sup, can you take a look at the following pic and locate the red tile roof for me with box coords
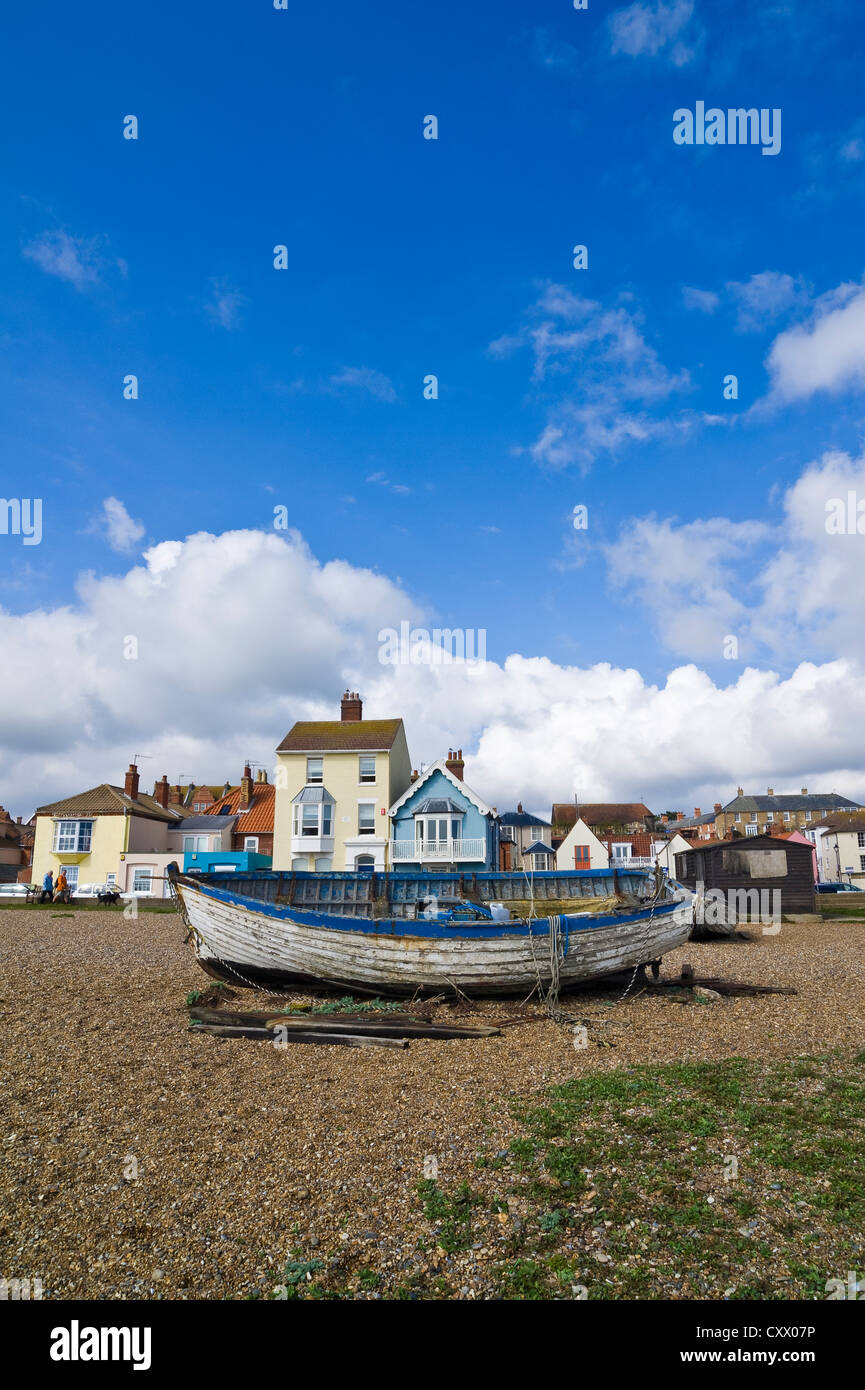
[208,781,275,834]
[553,802,652,829]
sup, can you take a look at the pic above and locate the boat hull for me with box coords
[176,876,694,997]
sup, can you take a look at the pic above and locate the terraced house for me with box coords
[716,788,863,839]
[30,764,191,896]
[273,691,412,872]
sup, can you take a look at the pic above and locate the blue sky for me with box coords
[3,1,865,813]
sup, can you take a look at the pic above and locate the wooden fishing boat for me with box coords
[170,866,695,998]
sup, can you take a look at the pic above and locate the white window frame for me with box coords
[292,803,332,839]
[783,811,791,821]
[858,832,865,848]
[306,757,323,785]
[358,755,376,784]
[243,836,259,853]
[132,867,153,894]
[63,865,80,890]
[745,823,759,836]
[735,813,741,823]
[357,801,377,836]
[52,819,93,853]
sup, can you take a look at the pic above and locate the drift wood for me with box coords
[187,1005,501,1040]
[189,1022,408,1049]
[649,964,797,997]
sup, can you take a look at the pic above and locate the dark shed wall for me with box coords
[674,838,815,916]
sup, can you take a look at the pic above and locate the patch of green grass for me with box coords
[415,1179,481,1253]
[309,994,403,1014]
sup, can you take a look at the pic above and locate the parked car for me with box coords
[0,882,30,898]
[816,881,865,893]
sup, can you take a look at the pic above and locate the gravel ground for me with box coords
[1,908,863,1300]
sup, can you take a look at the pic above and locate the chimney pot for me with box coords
[341,690,363,722]
[517,802,523,814]
[737,786,744,797]
[445,748,465,781]
[410,769,419,782]
[801,787,808,795]
[767,787,774,796]
[713,802,722,814]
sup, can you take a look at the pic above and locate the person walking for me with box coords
[54,869,68,903]
[41,869,54,903]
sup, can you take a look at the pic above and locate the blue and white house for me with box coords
[388,756,500,871]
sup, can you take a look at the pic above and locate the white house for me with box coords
[555,816,609,871]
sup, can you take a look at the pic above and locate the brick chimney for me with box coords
[445,748,465,781]
[256,768,268,784]
[713,802,722,814]
[517,802,523,814]
[410,769,419,783]
[694,807,701,817]
[240,765,254,808]
[341,690,363,722]
[154,775,170,809]
[124,763,140,801]
[737,786,744,797]
[801,787,808,795]
[169,784,183,806]
[767,787,774,796]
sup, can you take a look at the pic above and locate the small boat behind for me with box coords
[170,866,694,998]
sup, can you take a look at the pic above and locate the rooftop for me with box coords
[277,718,404,753]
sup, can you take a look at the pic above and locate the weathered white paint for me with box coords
[179,880,694,996]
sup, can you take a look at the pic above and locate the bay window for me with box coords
[53,820,93,852]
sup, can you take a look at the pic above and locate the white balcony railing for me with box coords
[612,856,657,869]
[391,838,486,863]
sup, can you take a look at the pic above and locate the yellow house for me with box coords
[273,691,412,872]
[31,765,190,894]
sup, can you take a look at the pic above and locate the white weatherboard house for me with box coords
[555,816,609,872]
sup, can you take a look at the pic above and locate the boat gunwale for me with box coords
[174,873,686,940]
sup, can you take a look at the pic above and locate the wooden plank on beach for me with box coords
[187,1005,500,1039]
[189,1023,408,1048]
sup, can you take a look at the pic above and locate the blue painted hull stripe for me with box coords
[189,879,680,939]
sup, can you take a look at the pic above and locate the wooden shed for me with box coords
[674,835,816,918]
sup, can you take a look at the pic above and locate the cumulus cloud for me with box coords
[601,446,865,666]
[490,284,691,470]
[2,500,865,817]
[761,278,865,405]
[608,0,700,67]
[22,231,106,291]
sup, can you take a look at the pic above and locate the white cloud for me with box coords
[682,286,719,313]
[204,279,248,330]
[3,504,865,817]
[330,367,397,402]
[601,446,865,666]
[22,231,105,291]
[608,1,700,67]
[95,498,146,553]
[726,270,808,332]
[490,284,690,470]
[762,280,865,405]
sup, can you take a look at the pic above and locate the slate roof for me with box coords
[291,786,336,805]
[172,815,237,832]
[413,797,465,815]
[809,813,865,832]
[500,809,551,828]
[722,793,862,813]
[277,719,404,753]
[524,840,554,855]
[35,784,189,823]
[552,802,652,829]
